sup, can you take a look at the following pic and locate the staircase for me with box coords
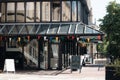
[6,39,38,69]
[20,44,38,67]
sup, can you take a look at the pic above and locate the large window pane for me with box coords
[52,1,60,21]
[72,1,77,21]
[26,2,34,22]
[36,2,40,22]
[16,2,25,22]
[7,3,15,22]
[78,1,81,21]
[62,1,71,21]
[1,3,6,22]
[59,24,70,34]
[42,2,50,22]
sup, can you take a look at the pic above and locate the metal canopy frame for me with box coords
[0,22,104,36]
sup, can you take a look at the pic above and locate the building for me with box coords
[0,0,104,70]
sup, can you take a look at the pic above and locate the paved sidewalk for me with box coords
[0,66,105,80]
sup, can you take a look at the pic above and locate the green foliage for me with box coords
[97,38,108,55]
[99,1,120,58]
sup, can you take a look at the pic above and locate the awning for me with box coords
[0,22,104,36]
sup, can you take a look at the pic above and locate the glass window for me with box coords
[10,25,19,34]
[69,24,76,34]
[30,25,40,34]
[62,1,71,21]
[26,2,34,22]
[8,37,17,48]
[16,2,25,22]
[20,25,28,34]
[59,24,70,34]
[2,25,12,34]
[42,2,50,22]
[36,2,40,22]
[1,3,6,22]
[48,24,59,34]
[7,3,15,22]
[72,1,77,21]
[52,1,60,21]
[78,1,81,21]
[38,24,49,34]
[76,24,84,34]
[85,27,93,34]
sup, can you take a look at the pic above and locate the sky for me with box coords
[91,0,120,25]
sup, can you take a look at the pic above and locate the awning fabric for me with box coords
[0,22,103,36]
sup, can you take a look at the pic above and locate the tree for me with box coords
[99,1,120,59]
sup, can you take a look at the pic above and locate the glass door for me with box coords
[49,43,59,69]
[40,41,48,70]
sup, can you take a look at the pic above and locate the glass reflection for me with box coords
[1,3,6,22]
[59,24,70,34]
[26,2,34,22]
[36,2,40,22]
[7,3,15,22]
[52,1,60,21]
[62,1,71,21]
[72,1,77,21]
[42,2,50,21]
[78,1,81,21]
[76,24,84,33]
[16,2,25,22]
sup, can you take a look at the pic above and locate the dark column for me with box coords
[70,0,72,22]
[48,41,51,69]
[34,1,36,22]
[0,37,6,70]
[60,0,62,22]
[50,0,52,22]
[77,42,79,55]
[58,42,62,70]
[76,1,78,21]
[24,2,26,22]
[5,3,7,22]
[15,2,17,22]
[40,1,42,22]
[38,40,40,69]
[66,41,68,68]
[22,46,24,69]
[38,38,44,69]
[64,52,65,68]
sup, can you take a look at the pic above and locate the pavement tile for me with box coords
[0,66,105,80]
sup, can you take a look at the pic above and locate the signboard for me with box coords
[4,59,15,73]
[70,55,81,73]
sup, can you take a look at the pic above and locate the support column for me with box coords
[38,39,43,70]
[58,42,62,70]
[48,41,51,69]
[22,46,24,69]
[90,43,93,64]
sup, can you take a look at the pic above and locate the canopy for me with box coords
[0,22,103,36]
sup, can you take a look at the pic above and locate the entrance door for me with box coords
[40,41,59,70]
[49,43,59,69]
[40,41,48,70]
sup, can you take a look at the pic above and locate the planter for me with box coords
[106,66,120,80]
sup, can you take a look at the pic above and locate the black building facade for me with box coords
[0,0,103,70]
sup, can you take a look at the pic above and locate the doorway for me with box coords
[39,41,59,70]
[49,43,59,69]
